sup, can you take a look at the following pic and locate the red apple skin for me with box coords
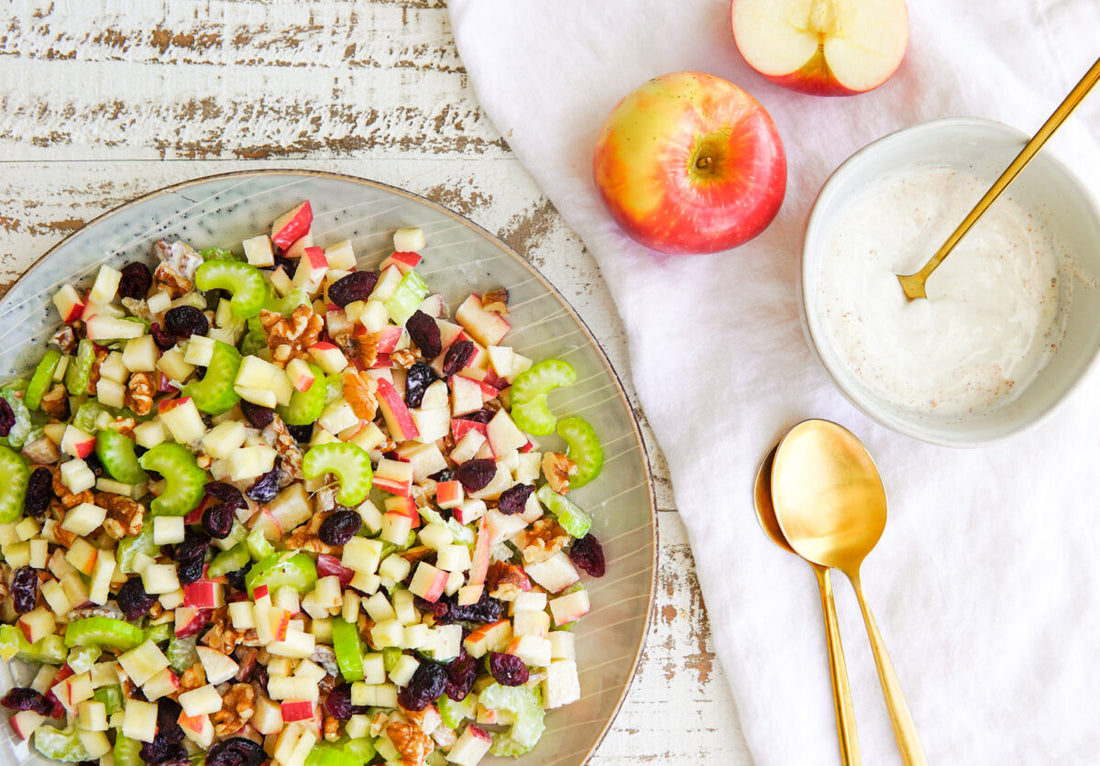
[592,71,786,255]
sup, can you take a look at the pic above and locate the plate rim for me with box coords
[1,167,659,764]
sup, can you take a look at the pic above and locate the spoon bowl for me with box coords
[771,420,926,766]
[754,445,860,766]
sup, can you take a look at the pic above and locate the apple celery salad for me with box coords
[0,201,609,766]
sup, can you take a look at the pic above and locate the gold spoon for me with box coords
[754,446,861,766]
[771,420,926,766]
[897,55,1100,301]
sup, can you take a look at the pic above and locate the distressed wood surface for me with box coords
[0,2,753,763]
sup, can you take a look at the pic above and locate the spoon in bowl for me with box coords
[754,446,860,766]
[771,420,926,766]
[896,55,1100,300]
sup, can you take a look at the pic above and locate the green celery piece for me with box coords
[0,624,67,664]
[264,287,310,316]
[305,740,376,766]
[278,361,327,426]
[239,316,267,356]
[95,427,148,484]
[382,646,403,673]
[510,394,556,436]
[0,445,30,523]
[113,731,143,766]
[199,247,243,263]
[208,542,251,577]
[138,443,208,516]
[246,525,275,561]
[437,693,477,730]
[183,339,242,414]
[92,684,123,716]
[72,399,108,432]
[66,644,102,674]
[0,387,33,450]
[535,484,592,538]
[33,725,97,762]
[325,372,344,404]
[509,358,577,405]
[480,683,546,756]
[24,349,62,411]
[194,260,268,319]
[64,616,145,651]
[302,442,374,506]
[342,738,377,766]
[144,622,172,645]
[64,339,98,396]
[117,523,158,573]
[245,551,318,598]
[167,635,199,674]
[555,415,603,488]
[331,617,365,682]
[384,269,429,326]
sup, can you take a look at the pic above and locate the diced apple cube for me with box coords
[195,645,239,685]
[179,684,223,717]
[98,351,128,383]
[141,667,180,701]
[380,512,413,547]
[229,445,277,481]
[549,589,591,626]
[52,284,86,323]
[523,551,580,594]
[85,314,145,341]
[152,516,185,546]
[18,607,55,645]
[447,724,492,766]
[118,640,170,686]
[60,426,96,459]
[235,355,293,406]
[60,502,106,537]
[392,227,425,253]
[200,420,248,459]
[542,659,581,709]
[10,710,47,741]
[369,619,405,649]
[450,375,483,417]
[88,548,116,605]
[141,563,180,595]
[350,683,398,709]
[507,635,552,667]
[271,202,312,249]
[455,294,511,348]
[308,341,348,374]
[243,234,275,267]
[435,544,472,573]
[158,397,206,444]
[463,620,512,659]
[408,561,448,603]
[122,698,159,743]
[549,630,576,661]
[388,654,420,687]
[88,265,122,304]
[133,419,169,450]
[59,458,97,494]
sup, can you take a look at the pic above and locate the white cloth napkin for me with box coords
[448,2,1100,764]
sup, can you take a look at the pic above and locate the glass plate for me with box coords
[0,170,656,766]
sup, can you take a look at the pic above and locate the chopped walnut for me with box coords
[39,384,70,421]
[153,263,192,299]
[53,472,94,511]
[111,417,137,439]
[201,606,245,654]
[386,720,434,766]
[343,369,378,420]
[49,325,78,355]
[283,509,337,556]
[488,561,532,600]
[262,415,303,487]
[430,725,457,749]
[153,239,202,298]
[259,305,323,368]
[234,646,259,682]
[120,297,153,322]
[481,288,510,316]
[212,683,255,739]
[542,452,578,495]
[346,333,380,370]
[390,348,418,369]
[87,345,110,396]
[125,372,156,417]
[522,518,571,566]
[179,661,206,692]
[95,492,144,540]
[323,713,342,742]
[398,545,434,565]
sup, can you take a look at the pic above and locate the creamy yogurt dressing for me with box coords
[816,164,1069,419]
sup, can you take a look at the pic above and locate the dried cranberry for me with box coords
[150,322,176,350]
[429,468,454,483]
[247,458,281,503]
[463,408,494,424]
[286,423,313,442]
[116,576,157,620]
[404,362,436,408]
[10,566,37,614]
[156,698,184,743]
[322,685,367,721]
[498,483,535,515]
[456,458,496,492]
[23,467,54,518]
[436,590,504,625]
[164,305,209,339]
[240,401,275,429]
[406,310,442,359]
[202,502,235,539]
[267,251,296,275]
[1,687,52,715]
[0,397,13,438]
[225,565,250,593]
[569,533,606,577]
[141,737,187,765]
[414,595,450,622]
[319,510,362,546]
[328,270,379,307]
[171,529,210,585]
[397,660,447,712]
[489,651,529,686]
[206,737,267,766]
[444,650,478,701]
[84,453,105,478]
[118,262,152,300]
[442,339,475,377]
[205,482,246,513]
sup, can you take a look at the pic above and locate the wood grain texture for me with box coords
[0,1,753,762]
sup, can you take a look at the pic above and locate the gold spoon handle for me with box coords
[849,573,927,766]
[814,565,861,766]
[897,55,1100,301]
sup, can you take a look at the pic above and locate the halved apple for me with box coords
[731,0,909,96]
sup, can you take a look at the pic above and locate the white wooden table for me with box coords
[0,2,753,762]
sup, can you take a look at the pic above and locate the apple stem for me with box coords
[696,156,713,171]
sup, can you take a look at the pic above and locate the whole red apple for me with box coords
[731,0,909,96]
[592,72,786,255]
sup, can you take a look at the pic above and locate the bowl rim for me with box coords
[0,167,660,764]
[800,116,1100,448]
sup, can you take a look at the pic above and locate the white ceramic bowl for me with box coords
[802,117,1100,446]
